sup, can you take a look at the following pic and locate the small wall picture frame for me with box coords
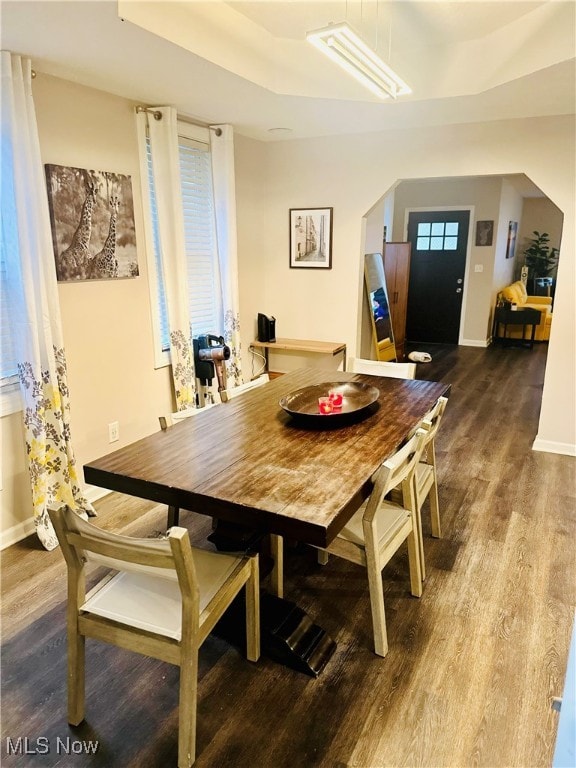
[475,220,494,246]
[506,220,518,259]
[289,207,333,269]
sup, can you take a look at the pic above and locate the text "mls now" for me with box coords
[6,736,99,755]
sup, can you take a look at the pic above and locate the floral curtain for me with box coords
[135,106,196,410]
[1,52,92,550]
[210,125,243,387]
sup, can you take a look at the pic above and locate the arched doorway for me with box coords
[362,173,563,357]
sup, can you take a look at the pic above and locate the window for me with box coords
[144,122,221,366]
[0,206,23,415]
[416,221,459,251]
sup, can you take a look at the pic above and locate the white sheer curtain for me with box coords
[1,52,92,550]
[135,107,197,410]
[210,125,243,387]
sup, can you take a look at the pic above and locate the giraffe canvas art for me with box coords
[45,164,138,281]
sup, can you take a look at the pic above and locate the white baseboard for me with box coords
[84,484,112,506]
[532,438,576,457]
[1,517,36,551]
[459,338,490,348]
[0,485,111,551]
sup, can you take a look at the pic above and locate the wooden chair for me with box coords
[416,395,448,539]
[315,429,427,657]
[159,400,221,431]
[49,505,260,768]
[348,357,417,379]
[390,395,448,580]
[219,373,270,401]
[158,402,222,528]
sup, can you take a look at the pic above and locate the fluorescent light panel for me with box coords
[307,22,411,100]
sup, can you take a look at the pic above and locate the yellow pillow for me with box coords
[502,284,520,303]
[501,282,527,305]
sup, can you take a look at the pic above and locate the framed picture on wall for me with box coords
[506,221,518,259]
[45,164,138,281]
[475,220,494,246]
[289,207,333,269]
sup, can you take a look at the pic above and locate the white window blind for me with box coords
[179,135,220,336]
[145,140,171,352]
[0,238,22,415]
[145,123,221,360]
[0,244,18,381]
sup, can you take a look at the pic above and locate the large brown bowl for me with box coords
[279,381,380,427]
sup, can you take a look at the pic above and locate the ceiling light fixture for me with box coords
[306,22,411,100]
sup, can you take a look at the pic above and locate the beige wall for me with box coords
[2,74,575,545]
[33,75,175,462]
[237,117,575,455]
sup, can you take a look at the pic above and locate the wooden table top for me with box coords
[250,338,346,355]
[84,369,450,548]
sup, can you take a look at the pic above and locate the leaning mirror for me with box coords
[364,253,397,362]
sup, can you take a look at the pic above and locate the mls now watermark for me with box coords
[6,736,99,755]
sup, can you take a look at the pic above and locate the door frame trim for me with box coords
[404,205,475,346]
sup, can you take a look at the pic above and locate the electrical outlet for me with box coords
[108,421,120,443]
[474,264,484,273]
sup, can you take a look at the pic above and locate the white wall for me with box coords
[364,197,386,254]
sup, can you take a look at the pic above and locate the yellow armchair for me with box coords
[498,281,552,341]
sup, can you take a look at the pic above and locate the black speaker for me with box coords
[258,313,276,343]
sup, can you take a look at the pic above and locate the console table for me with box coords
[493,306,542,349]
[250,338,347,373]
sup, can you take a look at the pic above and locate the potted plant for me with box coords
[523,231,559,295]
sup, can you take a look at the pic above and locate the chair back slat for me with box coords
[160,401,221,430]
[363,429,427,523]
[221,373,270,401]
[50,506,197,589]
[421,396,448,444]
[348,357,416,379]
[66,531,175,571]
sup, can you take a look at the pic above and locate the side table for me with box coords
[250,338,347,373]
[493,306,542,349]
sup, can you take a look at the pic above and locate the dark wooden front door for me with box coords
[406,210,470,344]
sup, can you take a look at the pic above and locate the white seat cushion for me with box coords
[338,500,410,547]
[81,548,242,640]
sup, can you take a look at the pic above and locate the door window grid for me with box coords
[416,221,459,251]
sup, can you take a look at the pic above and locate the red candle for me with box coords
[318,396,333,415]
[328,390,343,408]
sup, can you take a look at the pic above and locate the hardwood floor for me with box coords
[2,342,575,767]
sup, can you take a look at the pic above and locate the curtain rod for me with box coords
[135,105,222,136]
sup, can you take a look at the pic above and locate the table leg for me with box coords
[269,534,284,598]
[530,323,537,349]
[167,505,180,528]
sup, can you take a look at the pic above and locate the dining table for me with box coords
[84,368,450,548]
[83,367,450,675]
